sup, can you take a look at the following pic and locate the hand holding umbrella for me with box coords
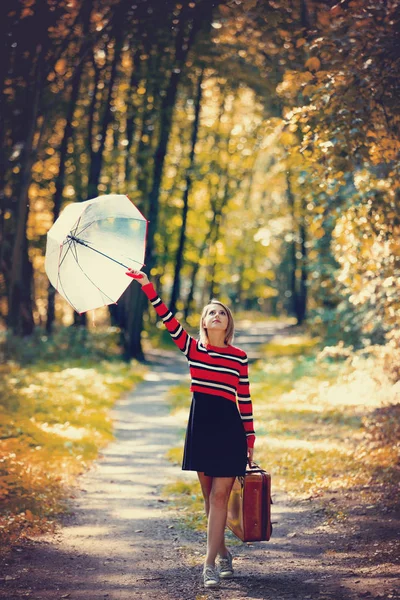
[126,269,149,285]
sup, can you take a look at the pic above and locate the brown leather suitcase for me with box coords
[227,464,272,542]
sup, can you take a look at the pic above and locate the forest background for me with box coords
[0,0,399,547]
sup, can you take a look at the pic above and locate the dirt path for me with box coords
[1,323,399,600]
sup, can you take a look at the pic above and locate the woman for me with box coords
[126,269,255,589]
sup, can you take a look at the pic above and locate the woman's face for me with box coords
[203,303,229,333]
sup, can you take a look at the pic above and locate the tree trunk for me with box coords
[124,47,142,187]
[286,171,299,321]
[184,184,227,318]
[208,216,224,299]
[124,1,214,359]
[169,68,204,314]
[234,169,255,306]
[182,84,229,318]
[0,1,13,198]
[72,8,125,328]
[86,17,124,200]
[136,46,163,200]
[297,201,307,324]
[121,280,146,361]
[46,1,92,333]
[7,46,44,336]
[208,171,231,299]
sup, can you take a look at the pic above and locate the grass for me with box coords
[164,330,399,528]
[0,327,145,550]
[166,383,191,413]
[163,480,206,530]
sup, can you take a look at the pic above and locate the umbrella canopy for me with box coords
[45,194,147,313]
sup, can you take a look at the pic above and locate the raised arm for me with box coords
[126,270,193,356]
[237,354,256,452]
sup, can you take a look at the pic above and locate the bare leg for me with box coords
[199,475,235,567]
[197,473,232,560]
[197,472,212,517]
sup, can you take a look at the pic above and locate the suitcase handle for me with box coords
[247,460,262,470]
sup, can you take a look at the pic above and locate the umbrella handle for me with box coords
[126,271,144,279]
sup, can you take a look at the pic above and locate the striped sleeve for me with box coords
[237,354,256,449]
[141,283,192,357]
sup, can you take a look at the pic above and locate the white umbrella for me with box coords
[45,194,147,313]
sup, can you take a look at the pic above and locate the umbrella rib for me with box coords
[70,215,82,237]
[73,219,96,239]
[75,216,146,238]
[58,262,79,312]
[58,236,74,269]
[67,235,143,269]
[74,216,146,241]
[68,216,147,265]
[59,234,81,270]
[57,278,80,313]
[69,237,80,265]
[61,221,93,247]
[57,240,80,313]
[64,238,118,307]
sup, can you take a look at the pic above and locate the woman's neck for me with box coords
[206,331,227,347]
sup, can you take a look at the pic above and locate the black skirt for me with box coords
[182,392,247,477]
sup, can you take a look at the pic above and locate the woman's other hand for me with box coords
[247,446,254,466]
[126,269,149,286]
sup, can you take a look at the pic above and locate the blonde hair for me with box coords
[199,299,235,346]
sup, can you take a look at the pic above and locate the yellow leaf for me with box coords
[317,10,331,26]
[278,29,289,39]
[330,4,343,17]
[244,0,258,10]
[305,57,321,72]
[25,509,34,521]
[54,59,67,75]
[302,71,314,82]
[296,38,307,48]
[302,85,315,97]
[218,5,231,17]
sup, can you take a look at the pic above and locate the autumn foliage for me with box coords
[0,330,142,550]
[0,0,399,553]
[0,0,398,349]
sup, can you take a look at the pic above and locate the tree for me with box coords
[7,0,57,335]
[121,0,217,359]
[46,0,93,333]
[169,68,204,314]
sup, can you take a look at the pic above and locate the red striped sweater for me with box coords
[142,283,255,448]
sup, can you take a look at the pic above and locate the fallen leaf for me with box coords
[305,56,321,72]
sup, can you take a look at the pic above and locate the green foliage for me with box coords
[1,326,124,365]
[163,479,206,531]
[166,383,191,413]
[144,319,197,352]
[259,334,321,357]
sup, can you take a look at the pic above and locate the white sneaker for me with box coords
[203,565,220,588]
[218,551,234,579]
